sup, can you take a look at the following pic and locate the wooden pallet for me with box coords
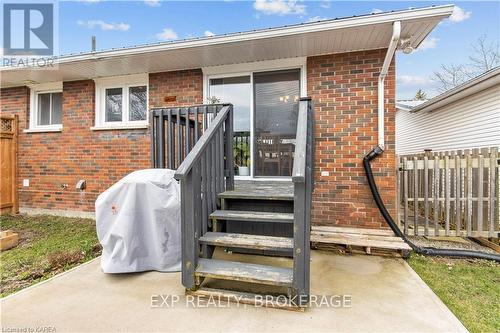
[470,237,500,253]
[0,230,19,251]
[311,226,411,257]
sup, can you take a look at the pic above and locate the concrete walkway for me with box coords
[1,251,467,332]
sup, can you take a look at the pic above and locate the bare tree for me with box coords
[469,34,499,72]
[432,35,499,92]
[432,64,470,92]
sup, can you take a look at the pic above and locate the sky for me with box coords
[56,0,500,100]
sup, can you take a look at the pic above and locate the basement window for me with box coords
[93,74,149,130]
[27,82,63,132]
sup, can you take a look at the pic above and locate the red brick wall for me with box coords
[149,69,203,107]
[1,86,29,128]
[0,69,203,212]
[307,49,397,230]
[1,59,395,227]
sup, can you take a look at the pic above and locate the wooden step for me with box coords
[219,181,294,201]
[199,232,293,251]
[210,210,294,223]
[195,258,293,287]
[218,190,294,201]
[187,287,305,311]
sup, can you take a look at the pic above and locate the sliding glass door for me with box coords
[253,69,300,177]
[208,76,251,176]
[207,68,301,178]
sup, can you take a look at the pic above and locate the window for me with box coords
[128,86,147,121]
[28,82,63,132]
[37,92,62,125]
[105,88,123,122]
[94,74,148,129]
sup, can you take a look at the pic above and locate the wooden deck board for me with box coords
[195,259,293,286]
[199,232,293,251]
[219,180,294,200]
[312,226,395,237]
[311,226,411,251]
[210,210,294,223]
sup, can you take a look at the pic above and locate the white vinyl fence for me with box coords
[397,147,499,237]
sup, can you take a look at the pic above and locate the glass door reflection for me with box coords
[209,76,251,176]
[253,69,300,177]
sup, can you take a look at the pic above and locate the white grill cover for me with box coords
[96,169,181,273]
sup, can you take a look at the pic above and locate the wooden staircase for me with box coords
[193,181,295,296]
[150,99,314,309]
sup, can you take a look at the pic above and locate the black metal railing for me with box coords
[164,104,234,290]
[233,131,250,174]
[291,97,314,306]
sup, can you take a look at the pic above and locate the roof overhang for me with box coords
[396,100,427,111]
[411,66,500,113]
[0,5,454,88]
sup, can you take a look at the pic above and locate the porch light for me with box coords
[399,37,414,54]
[403,45,414,54]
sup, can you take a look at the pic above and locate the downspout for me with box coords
[378,21,401,150]
[364,21,500,262]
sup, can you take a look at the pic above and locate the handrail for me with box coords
[292,98,310,183]
[150,103,228,115]
[167,103,234,290]
[174,105,231,180]
[291,97,313,307]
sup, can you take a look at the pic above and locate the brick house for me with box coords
[0,6,452,231]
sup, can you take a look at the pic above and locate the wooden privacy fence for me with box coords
[0,115,18,215]
[398,148,499,237]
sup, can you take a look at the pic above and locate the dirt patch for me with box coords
[92,243,103,256]
[407,236,498,254]
[0,214,100,297]
[48,251,85,270]
[16,229,40,246]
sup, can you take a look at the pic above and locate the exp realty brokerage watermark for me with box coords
[1,0,58,68]
[151,294,352,309]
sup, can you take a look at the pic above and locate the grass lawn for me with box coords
[0,214,101,297]
[408,254,500,333]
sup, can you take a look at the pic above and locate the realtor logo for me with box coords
[3,3,54,55]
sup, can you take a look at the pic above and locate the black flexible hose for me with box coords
[363,146,500,263]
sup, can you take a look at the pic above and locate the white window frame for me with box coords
[93,73,149,130]
[27,82,63,133]
[202,57,307,180]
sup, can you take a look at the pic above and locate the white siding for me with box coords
[396,84,500,155]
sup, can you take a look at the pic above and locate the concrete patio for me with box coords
[1,250,467,332]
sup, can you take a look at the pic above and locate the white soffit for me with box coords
[0,5,454,88]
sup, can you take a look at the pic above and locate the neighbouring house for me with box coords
[1,5,453,231]
[396,66,500,155]
[396,99,427,112]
